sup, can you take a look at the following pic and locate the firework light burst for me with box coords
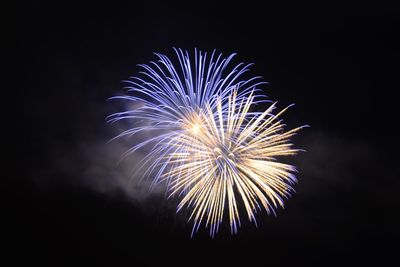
[107,48,305,237]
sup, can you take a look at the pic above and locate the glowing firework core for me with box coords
[191,123,201,134]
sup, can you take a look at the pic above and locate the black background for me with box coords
[10,1,399,266]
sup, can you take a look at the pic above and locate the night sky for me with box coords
[10,2,399,266]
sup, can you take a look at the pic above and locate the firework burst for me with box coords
[165,90,305,236]
[107,48,265,186]
[108,48,305,236]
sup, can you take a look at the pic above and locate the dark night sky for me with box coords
[9,1,399,266]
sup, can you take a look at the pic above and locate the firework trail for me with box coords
[108,48,305,236]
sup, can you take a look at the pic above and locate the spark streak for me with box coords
[108,48,305,236]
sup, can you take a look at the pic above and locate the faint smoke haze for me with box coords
[33,117,168,202]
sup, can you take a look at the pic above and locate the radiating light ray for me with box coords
[162,89,305,236]
[108,49,266,183]
[108,48,305,237]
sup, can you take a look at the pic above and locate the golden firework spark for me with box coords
[163,90,305,236]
